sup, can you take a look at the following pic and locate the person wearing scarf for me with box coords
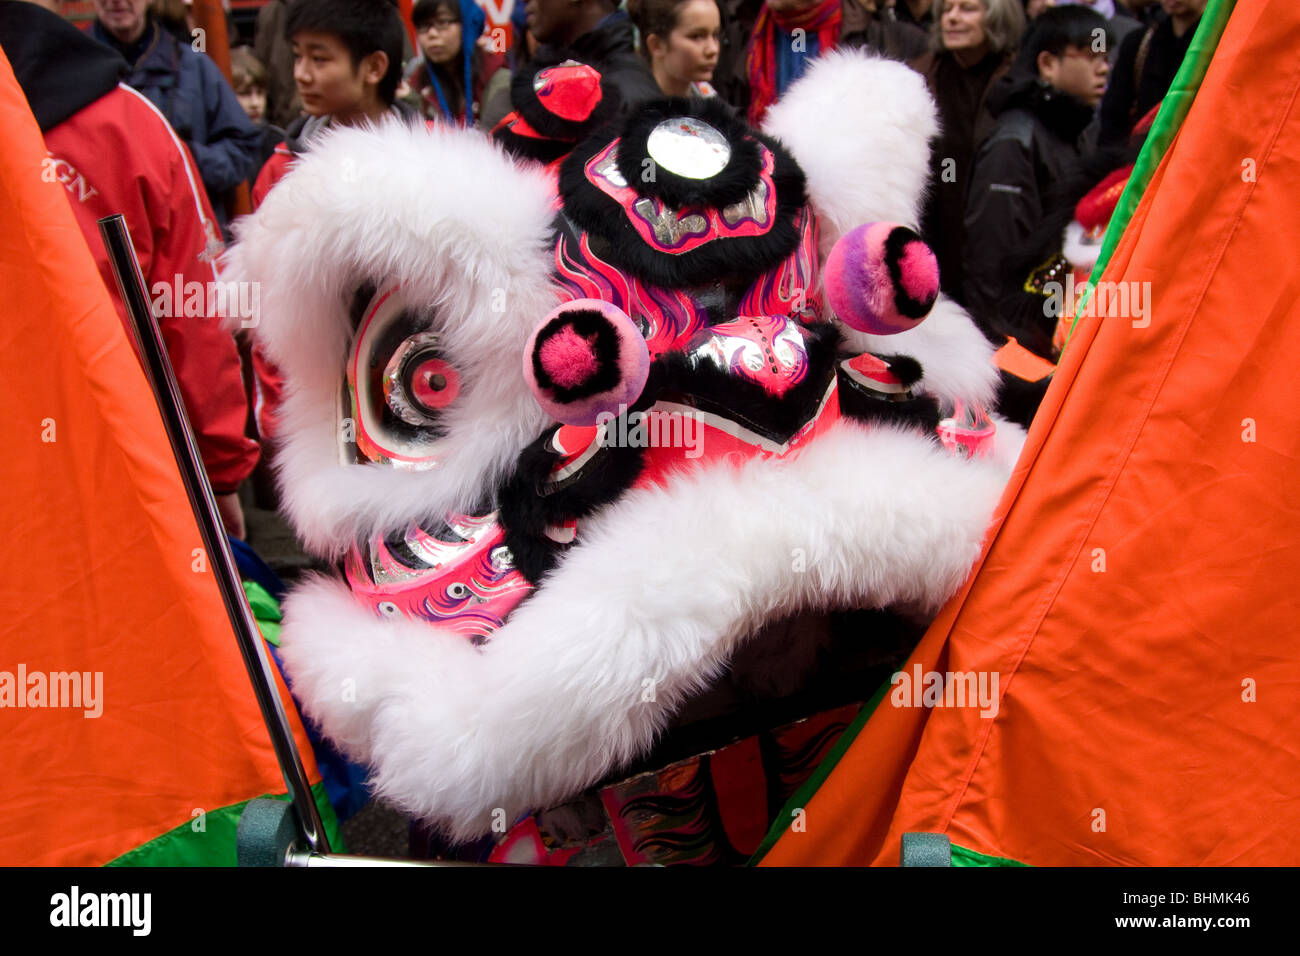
[746,0,843,125]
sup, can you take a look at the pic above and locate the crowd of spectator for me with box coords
[2,0,1208,533]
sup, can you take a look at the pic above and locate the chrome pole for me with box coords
[97,214,329,855]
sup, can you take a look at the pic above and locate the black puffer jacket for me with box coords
[537,10,661,110]
[1099,9,1198,145]
[962,71,1098,336]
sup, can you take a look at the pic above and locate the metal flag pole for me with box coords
[97,214,329,858]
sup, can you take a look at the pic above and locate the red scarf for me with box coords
[746,0,842,126]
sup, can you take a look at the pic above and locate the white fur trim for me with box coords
[1063,219,1101,274]
[763,50,938,254]
[277,419,1014,840]
[221,122,558,556]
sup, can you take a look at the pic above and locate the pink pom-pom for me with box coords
[824,222,939,335]
[538,326,600,388]
[524,298,650,426]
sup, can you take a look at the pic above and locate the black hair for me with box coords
[285,0,406,106]
[412,0,460,30]
[1014,4,1112,71]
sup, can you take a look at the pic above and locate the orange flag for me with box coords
[764,0,1300,866]
[0,48,327,866]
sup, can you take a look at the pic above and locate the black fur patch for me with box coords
[614,97,763,209]
[497,427,647,584]
[994,368,1051,430]
[530,308,623,403]
[511,58,623,143]
[878,353,923,387]
[836,353,941,437]
[348,281,377,331]
[493,122,573,165]
[558,120,808,289]
[885,227,938,320]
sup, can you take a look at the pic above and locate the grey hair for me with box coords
[929,0,1026,56]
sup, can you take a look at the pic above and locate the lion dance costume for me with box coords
[223,51,1027,862]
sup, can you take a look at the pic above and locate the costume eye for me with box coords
[446,582,469,600]
[345,284,453,468]
[385,332,461,425]
[378,601,401,618]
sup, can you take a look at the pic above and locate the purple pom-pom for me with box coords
[824,222,939,335]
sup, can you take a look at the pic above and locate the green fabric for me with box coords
[242,579,283,646]
[106,781,344,866]
[1064,0,1237,348]
[951,843,1029,867]
[747,679,893,865]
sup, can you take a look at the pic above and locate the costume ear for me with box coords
[524,299,650,426]
[824,222,939,335]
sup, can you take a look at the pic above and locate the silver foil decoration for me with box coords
[633,198,709,247]
[592,148,628,189]
[646,117,731,179]
[720,177,771,228]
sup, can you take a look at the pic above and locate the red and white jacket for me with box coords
[43,83,259,493]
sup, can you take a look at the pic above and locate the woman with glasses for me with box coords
[406,0,510,126]
[962,4,1116,354]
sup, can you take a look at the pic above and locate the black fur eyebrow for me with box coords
[349,281,377,331]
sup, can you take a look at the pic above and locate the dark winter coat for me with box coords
[1098,9,1199,145]
[910,47,1012,305]
[91,16,260,226]
[962,70,1098,333]
[536,10,661,111]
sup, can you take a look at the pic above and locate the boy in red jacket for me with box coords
[252,0,416,205]
[249,0,419,443]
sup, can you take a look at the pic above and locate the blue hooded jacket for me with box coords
[422,0,486,124]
